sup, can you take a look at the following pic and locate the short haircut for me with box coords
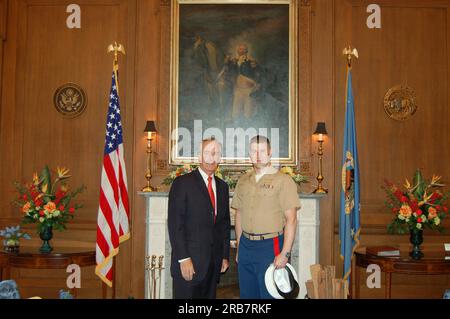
[250,135,271,150]
[200,136,222,151]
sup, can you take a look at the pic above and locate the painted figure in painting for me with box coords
[222,43,261,120]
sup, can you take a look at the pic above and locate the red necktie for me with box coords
[207,176,216,223]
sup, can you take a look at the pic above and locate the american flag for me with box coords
[95,69,130,287]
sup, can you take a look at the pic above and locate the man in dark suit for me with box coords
[168,138,231,299]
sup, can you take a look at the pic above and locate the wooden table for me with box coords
[352,248,450,299]
[0,247,110,298]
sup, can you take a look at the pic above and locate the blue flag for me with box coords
[339,67,361,282]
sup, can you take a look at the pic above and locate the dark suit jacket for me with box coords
[168,169,231,283]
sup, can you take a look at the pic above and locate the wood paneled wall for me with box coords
[0,0,137,298]
[0,0,449,299]
[0,0,6,123]
[334,0,450,298]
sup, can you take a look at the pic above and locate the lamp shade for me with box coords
[144,121,157,133]
[313,122,328,135]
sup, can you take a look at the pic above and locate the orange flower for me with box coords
[44,201,56,213]
[22,202,31,213]
[428,207,437,219]
[399,204,412,218]
[32,172,39,185]
[56,167,71,179]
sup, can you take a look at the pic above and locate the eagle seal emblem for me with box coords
[383,85,417,121]
[54,83,87,118]
[342,151,355,214]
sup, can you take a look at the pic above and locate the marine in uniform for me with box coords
[231,135,300,299]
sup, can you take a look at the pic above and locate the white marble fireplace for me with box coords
[140,192,324,299]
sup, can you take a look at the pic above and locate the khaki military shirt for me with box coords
[231,167,301,234]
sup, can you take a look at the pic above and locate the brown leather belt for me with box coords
[242,231,283,241]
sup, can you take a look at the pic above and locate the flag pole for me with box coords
[99,42,125,299]
[341,45,359,299]
[112,256,116,299]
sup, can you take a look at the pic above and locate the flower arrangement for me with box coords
[162,164,197,186]
[13,166,86,233]
[162,164,238,189]
[0,225,31,252]
[215,167,238,190]
[280,166,309,185]
[383,170,449,234]
[162,164,308,190]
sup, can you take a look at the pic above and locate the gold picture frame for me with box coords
[170,0,299,166]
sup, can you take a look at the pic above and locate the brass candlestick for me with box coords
[142,121,157,192]
[313,122,328,194]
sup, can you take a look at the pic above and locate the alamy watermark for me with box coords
[66,4,81,29]
[366,264,381,289]
[170,120,281,163]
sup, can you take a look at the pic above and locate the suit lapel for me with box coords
[214,176,222,221]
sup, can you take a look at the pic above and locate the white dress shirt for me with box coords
[198,167,217,212]
[178,167,217,264]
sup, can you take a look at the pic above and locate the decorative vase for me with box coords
[409,228,424,259]
[3,239,20,253]
[39,226,53,253]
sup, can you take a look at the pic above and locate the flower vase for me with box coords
[3,240,20,253]
[39,226,53,254]
[409,228,424,260]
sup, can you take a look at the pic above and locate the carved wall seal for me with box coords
[53,83,87,118]
[383,85,417,121]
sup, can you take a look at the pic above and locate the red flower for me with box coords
[443,207,448,213]
[69,207,75,214]
[29,187,39,200]
[429,192,442,204]
[39,211,45,217]
[394,190,403,200]
[35,199,43,207]
[401,196,408,203]
[416,209,422,216]
[54,190,66,205]
[22,194,28,200]
[410,201,419,211]
[417,217,423,223]
[59,205,65,211]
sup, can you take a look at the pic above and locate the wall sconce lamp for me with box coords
[142,120,157,192]
[313,122,328,194]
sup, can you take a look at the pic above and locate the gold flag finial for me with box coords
[107,42,125,94]
[107,42,126,68]
[342,46,358,67]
